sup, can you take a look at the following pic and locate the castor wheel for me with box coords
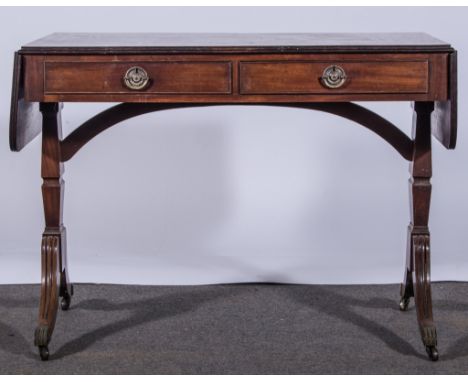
[60,284,73,311]
[39,346,49,361]
[426,345,439,361]
[399,296,410,311]
[60,292,71,311]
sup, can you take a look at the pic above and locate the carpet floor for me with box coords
[0,282,467,374]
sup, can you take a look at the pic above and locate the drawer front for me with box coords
[239,61,429,95]
[44,61,232,94]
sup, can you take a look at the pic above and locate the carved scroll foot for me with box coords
[412,234,438,361]
[34,235,61,361]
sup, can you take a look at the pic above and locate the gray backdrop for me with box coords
[0,7,466,285]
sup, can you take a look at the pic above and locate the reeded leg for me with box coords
[401,102,438,361]
[34,103,73,361]
[413,234,438,361]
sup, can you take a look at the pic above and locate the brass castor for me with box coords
[60,284,74,311]
[399,296,410,311]
[60,293,71,311]
[39,346,49,361]
[426,345,439,361]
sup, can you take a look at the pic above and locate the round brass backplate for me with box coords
[123,66,150,90]
[321,65,347,89]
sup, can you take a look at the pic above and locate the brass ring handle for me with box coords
[123,66,150,90]
[321,65,347,89]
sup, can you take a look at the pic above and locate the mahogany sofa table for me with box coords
[9,33,457,361]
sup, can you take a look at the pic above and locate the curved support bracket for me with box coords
[60,102,414,161]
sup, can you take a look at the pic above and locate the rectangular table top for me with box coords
[11,32,457,153]
[21,32,453,54]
